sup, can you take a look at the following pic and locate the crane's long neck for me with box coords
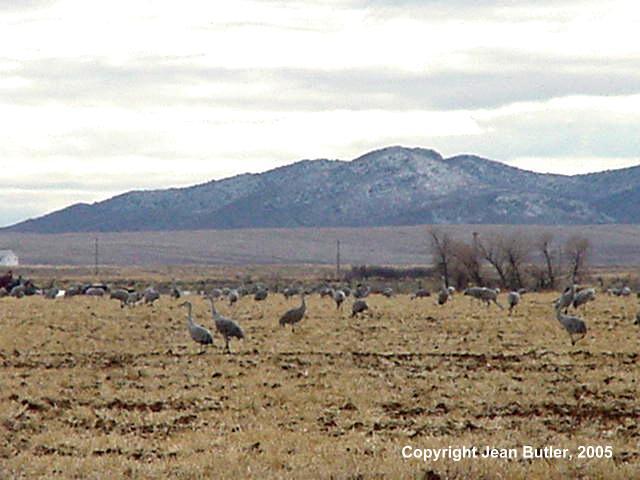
[208,298,219,318]
[185,303,193,324]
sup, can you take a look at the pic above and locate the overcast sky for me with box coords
[1,0,639,226]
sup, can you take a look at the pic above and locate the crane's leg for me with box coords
[225,339,231,354]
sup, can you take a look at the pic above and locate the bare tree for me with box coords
[428,228,454,288]
[451,240,484,286]
[535,232,558,289]
[478,234,509,287]
[502,233,529,289]
[565,235,591,284]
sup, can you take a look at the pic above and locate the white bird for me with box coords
[207,297,245,354]
[180,301,213,354]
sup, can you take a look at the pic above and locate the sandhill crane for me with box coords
[554,305,587,345]
[254,288,268,302]
[464,287,503,308]
[437,287,449,305]
[65,284,83,297]
[44,284,59,299]
[228,289,240,307]
[110,288,131,307]
[319,286,333,298]
[284,286,302,299]
[555,285,576,313]
[351,299,369,317]
[572,287,596,310]
[411,288,430,300]
[209,288,223,299]
[10,285,25,298]
[333,289,346,310]
[143,287,160,305]
[279,294,306,332]
[381,287,394,298]
[354,285,371,299]
[180,301,213,354]
[207,297,244,354]
[507,291,520,315]
[85,287,106,297]
[127,291,143,306]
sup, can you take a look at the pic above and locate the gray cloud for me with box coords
[4,53,640,112]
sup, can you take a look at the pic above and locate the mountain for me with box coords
[5,146,640,233]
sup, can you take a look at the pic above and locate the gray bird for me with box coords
[411,288,431,300]
[437,287,449,305]
[254,288,268,302]
[180,301,213,354]
[554,285,576,313]
[110,288,131,307]
[572,288,596,310]
[85,287,106,297]
[228,289,240,307]
[354,285,371,299]
[464,287,502,308]
[44,286,59,299]
[351,299,369,317]
[507,291,521,315]
[333,289,346,310]
[208,297,245,354]
[554,305,587,346]
[143,287,160,305]
[279,294,307,332]
[284,286,301,299]
[171,284,182,299]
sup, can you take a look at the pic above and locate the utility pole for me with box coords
[336,240,341,279]
[94,237,99,277]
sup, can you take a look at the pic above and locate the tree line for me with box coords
[429,228,590,291]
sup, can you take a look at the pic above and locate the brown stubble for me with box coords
[0,292,638,479]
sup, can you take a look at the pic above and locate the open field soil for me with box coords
[1,291,639,479]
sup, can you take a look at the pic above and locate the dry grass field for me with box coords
[3,224,640,266]
[1,290,639,479]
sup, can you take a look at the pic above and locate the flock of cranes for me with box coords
[1,267,638,351]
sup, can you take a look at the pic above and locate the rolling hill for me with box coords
[5,146,640,233]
